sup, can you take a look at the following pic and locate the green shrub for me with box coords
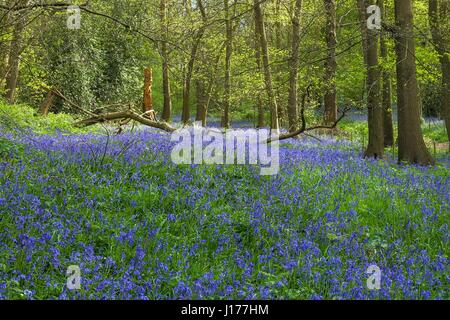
[0,102,95,135]
[422,123,448,143]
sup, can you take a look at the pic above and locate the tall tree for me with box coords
[222,0,232,128]
[160,0,172,122]
[429,0,450,143]
[253,12,264,128]
[394,0,434,164]
[253,0,279,132]
[323,0,337,125]
[181,0,207,125]
[378,0,393,147]
[287,0,302,133]
[0,7,10,87]
[4,0,28,104]
[358,0,384,158]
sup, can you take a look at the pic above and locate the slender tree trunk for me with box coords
[0,9,11,87]
[222,0,232,129]
[442,58,450,144]
[181,0,207,125]
[378,0,394,147]
[4,3,27,104]
[429,0,450,144]
[275,0,282,49]
[394,0,434,165]
[287,0,302,133]
[253,0,279,132]
[197,42,227,127]
[254,14,264,128]
[182,41,200,124]
[357,0,369,100]
[195,79,207,126]
[273,0,284,127]
[323,0,337,125]
[160,0,172,122]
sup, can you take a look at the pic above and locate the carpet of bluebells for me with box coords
[0,126,449,300]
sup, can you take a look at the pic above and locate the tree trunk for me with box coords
[357,0,370,64]
[429,0,450,144]
[358,0,384,158]
[4,2,27,104]
[323,0,337,125]
[273,0,284,127]
[195,79,207,126]
[160,0,172,122]
[357,0,369,99]
[181,42,199,124]
[378,0,394,147]
[253,0,279,132]
[394,0,434,165]
[0,9,11,87]
[442,58,450,144]
[181,0,207,125]
[143,68,155,120]
[222,0,232,129]
[287,0,302,133]
[39,90,55,116]
[254,13,264,128]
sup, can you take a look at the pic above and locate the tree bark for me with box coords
[4,1,28,104]
[253,0,279,132]
[0,8,11,87]
[358,0,384,158]
[181,0,207,125]
[378,0,394,147]
[287,0,302,133]
[195,79,207,126]
[357,0,370,62]
[394,0,434,165]
[143,68,153,114]
[323,0,337,125]
[429,0,450,143]
[273,0,284,127]
[222,0,232,129]
[78,110,176,132]
[39,90,55,116]
[160,0,172,122]
[253,12,264,128]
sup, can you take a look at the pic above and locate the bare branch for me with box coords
[266,107,350,143]
[76,111,177,133]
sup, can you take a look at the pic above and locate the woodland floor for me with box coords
[0,108,449,299]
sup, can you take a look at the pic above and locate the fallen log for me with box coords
[75,110,177,133]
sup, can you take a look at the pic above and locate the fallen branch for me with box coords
[266,83,349,145]
[268,108,349,143]
[49,88,98,117]
[76,110,177,133]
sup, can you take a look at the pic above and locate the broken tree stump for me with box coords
[143,67,156,121]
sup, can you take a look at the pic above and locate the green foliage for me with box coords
[422,123,448,143]
[0,102,93,134]
[340,119,369,139]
